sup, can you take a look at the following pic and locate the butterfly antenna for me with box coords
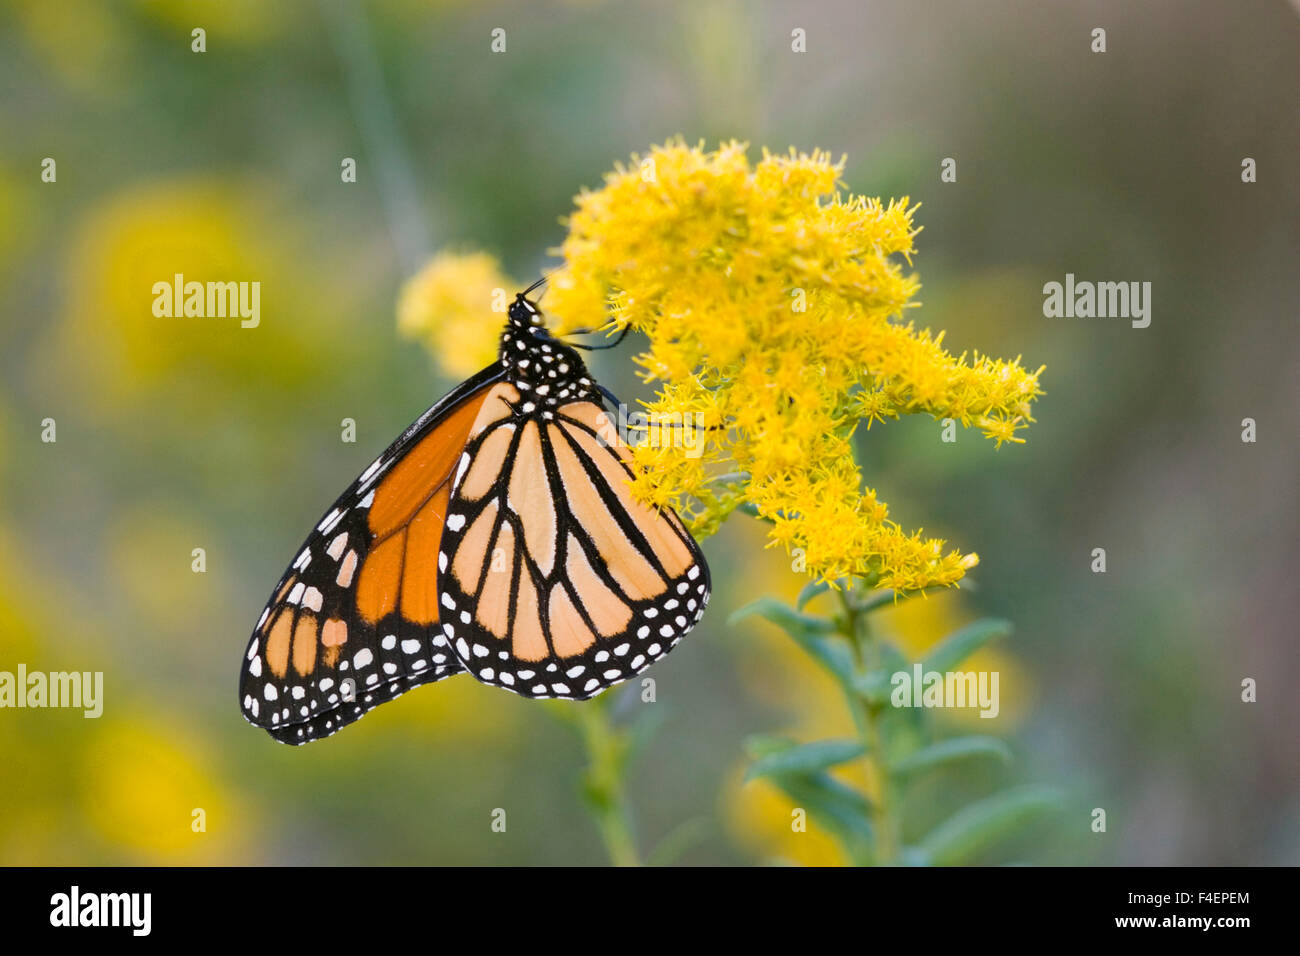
[568,324,631,351]
[521,274,549,298]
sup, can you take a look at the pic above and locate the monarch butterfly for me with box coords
[239,285,711,744]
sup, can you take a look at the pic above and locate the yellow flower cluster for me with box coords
[397,251,514,380]
[543,140,1044,590]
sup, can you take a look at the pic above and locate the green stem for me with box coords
[318,0,432,273]
[839,588,900,865]
[575,699,642,867]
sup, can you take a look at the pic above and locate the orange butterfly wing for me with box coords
[436,398,710,699]
[239,366,508,744]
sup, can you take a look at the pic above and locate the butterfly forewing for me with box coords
[239,366,505,744]
[437,397,711,699]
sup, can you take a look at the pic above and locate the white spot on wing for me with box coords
[326,533,348,560]
[358,457,391,493]
[319,508,346,535]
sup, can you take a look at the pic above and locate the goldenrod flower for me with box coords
[546,139,1044,590]
[397,251,516,380]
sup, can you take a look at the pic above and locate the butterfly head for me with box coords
[499,292,596,404]
[507,292,546,330]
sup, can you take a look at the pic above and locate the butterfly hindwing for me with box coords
[437,396,710,699]
[239,365,506,744]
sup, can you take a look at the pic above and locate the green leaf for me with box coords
[791,633,857,686]
[765,772,874,850]
[922,618,1012,674]
[795,579,831,610]
[897,846,929,867]
[736,501,773,523]
[854,588,898,613]
[744,739,866,782]
[914,785,1064,865]
[878,641,910,680]
[742,733,797,760]
[890,736,1014,779]
[728,597,837,634]
[729,597,853,685]
[852,669,894,706]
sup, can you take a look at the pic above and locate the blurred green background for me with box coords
[1,0,1297,865]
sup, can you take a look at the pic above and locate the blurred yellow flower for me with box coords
[724,765,850,866]
[0,532,43,663]
[102,503,241,659]
[0,524,250,864]
[58,179,273,399]
[398,251,516,380]
[134,0,287,42]
[80,716,241,863]
[546,140,1045,591]
[0,530,70,864]
[361,671,521,747]
[9,0,128,94]
[52,177,358,425]
[0,166,24,284]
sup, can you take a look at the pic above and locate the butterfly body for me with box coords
[240,293,709,744]
[495,297,600,404]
